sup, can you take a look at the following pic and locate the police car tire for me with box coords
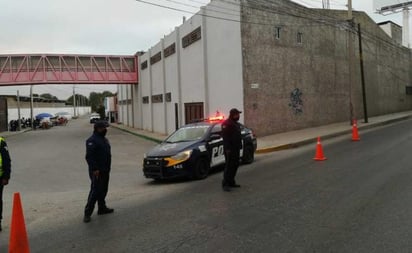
[242,145,254,164]
[193,158,209,180]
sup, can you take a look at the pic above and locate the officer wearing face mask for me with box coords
[221,108,242,192]
[83,120,113,223]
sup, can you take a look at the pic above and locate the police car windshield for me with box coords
[165,125,209,143]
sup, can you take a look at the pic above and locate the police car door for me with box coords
[208,124,225,167]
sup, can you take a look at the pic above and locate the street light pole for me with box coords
[73,85,76,118]
[17,90,21,131]
[348,0,355,125]
[30,85,34,130]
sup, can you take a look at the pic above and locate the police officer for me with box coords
[221,108,242,192]
[0,137,10,231]
[84,121,113,223]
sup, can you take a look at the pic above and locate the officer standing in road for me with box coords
[221,108,242,192]
[84,121,114,223]
[0,137,11,231]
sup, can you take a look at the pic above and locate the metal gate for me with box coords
[184,102,204,124]
[0,98,7,132]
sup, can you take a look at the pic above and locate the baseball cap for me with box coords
[229,108,242,115]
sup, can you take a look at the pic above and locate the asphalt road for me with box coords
[1,118,412,252]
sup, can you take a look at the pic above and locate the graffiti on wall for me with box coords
[289,88,303,114]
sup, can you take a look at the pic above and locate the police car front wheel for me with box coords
[193,158,209,180]
[242,145,255,164]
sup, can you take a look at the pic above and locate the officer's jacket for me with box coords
[0,138,11,179]
[85,132,111,172]
[222,118,242,152]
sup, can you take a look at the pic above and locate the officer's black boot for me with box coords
[98,207,114,215]
[83,215,91,223]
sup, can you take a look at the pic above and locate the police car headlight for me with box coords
[165,150,193,167]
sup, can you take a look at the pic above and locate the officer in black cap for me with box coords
[83,120,113,223]
[221,108,242,192]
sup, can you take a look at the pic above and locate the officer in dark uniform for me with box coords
[83,121,113,223]
[221,108,242,192]
[0,137,11,231]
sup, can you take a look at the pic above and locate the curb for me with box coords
[255,115,412,154]
[2,129,32,138]
[110,124,163,144]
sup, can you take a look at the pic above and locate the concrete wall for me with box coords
[241,0,412,136]
[6,97,91,120]
[118,85,133,127]
[204,0,244,122]
[378,22,402,45]
[132,0,244,135]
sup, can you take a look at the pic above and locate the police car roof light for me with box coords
[207,115,225,122]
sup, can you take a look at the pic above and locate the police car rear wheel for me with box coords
[193,158,209,180]
[242,145,254,164]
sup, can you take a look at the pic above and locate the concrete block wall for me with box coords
[241,0,412,136]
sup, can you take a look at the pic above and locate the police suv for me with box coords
[143,116,257,180]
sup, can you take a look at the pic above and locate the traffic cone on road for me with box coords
[352,119,360,141]
[313,137,327,161]
[9,192,30,253]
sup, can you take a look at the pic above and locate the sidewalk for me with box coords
[1,129,31,138]
[111,110,412,154]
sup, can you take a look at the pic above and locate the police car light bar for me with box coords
[208,115,225,122]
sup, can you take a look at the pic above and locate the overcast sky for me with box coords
[0,0,407,99]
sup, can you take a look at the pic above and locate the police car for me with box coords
[143,115,257,180]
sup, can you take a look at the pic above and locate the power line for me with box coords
[136,0,349,29]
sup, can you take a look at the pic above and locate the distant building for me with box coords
[104,96,118,123]
[118,0,412,136]
[378,21,402,45]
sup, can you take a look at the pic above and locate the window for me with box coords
[141,61,148,70]
[151,94,163,103]
[211,124,222,134]
[275,27,281,40]
[182,27,201,48]
[150,52,162,65]
[142,96,149,104]
[297,32,303,44]
[164,43,176,58]
[165,92,172,102]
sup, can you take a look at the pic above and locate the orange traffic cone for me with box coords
[352,119,360,141]
[313,137,327,161]
[9,192,30,253]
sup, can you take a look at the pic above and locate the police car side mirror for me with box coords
[209,134,221,141]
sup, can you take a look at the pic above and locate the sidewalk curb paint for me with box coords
[255,115,412,154]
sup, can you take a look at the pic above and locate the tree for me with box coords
[88,91,114,112]
[40,93,58,100]
[66,94,89,106]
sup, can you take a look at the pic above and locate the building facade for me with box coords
[118,0,412,136]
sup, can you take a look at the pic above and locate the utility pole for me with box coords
[17,90,21,131]
[30,85,34,130]
[348,0,355,125]
[357,23,368,123]
[73,85,76,118]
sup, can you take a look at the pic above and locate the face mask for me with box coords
[96,129,107,136]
